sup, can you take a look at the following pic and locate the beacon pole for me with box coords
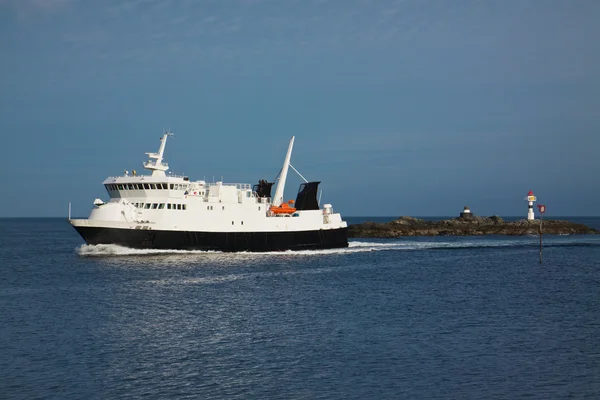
[537,204,546,264]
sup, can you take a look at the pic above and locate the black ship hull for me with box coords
[72,225,349,252]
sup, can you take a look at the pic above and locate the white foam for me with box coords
[76,242,388,258]
[76,244,218,257]
[76,236,594,258]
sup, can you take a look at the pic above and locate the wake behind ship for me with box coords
[69,133,348,252]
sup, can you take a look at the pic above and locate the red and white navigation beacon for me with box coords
[537,204,546,214]
[525,190,537,220]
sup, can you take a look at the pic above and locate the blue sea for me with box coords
[1,217,600,399]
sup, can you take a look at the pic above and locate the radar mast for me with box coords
[144,131,173,177]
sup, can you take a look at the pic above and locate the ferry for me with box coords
[69,132,348,251]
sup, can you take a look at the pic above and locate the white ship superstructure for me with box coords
[70,132,348,251]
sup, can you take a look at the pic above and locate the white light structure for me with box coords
[525,190,537,220]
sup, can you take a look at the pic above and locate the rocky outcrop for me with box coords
[348,216,599,238]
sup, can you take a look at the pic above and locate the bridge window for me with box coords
[143,184,150,190]
[182,204,187,210]
[159,204,164,209]
[152,203,158,209]
[144,203,151,209]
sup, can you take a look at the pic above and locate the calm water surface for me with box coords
[1,217,599,399]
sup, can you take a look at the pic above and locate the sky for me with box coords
[1,0,599,217]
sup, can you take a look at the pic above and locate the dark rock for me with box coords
[347,216,599,238]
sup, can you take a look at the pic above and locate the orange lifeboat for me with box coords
[270,200,297,214]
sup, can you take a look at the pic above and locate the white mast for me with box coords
[272,136,295,206]
[144,131,173,177]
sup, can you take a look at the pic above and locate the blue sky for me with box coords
[1,0,599,217]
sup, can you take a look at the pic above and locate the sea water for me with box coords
[1,217,599,399]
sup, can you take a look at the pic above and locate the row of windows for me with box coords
[106,183,190,191]
[134,203,187,210]
[133,204,263,212]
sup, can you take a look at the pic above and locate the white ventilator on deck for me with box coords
[272,136,295,207]
[144,131,173,176]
